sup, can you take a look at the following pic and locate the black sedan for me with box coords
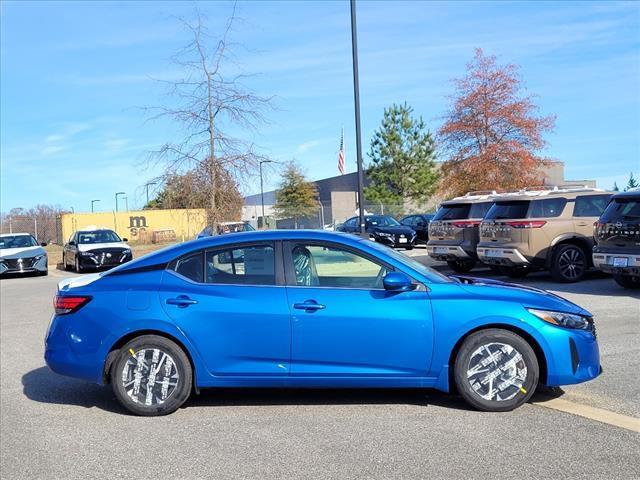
[62,229,133,273]
[400,213,435,244]
[337,215,417,249]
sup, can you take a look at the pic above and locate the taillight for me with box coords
[451,220,481,228]
[505,220,546,229]
[54,295,91,315]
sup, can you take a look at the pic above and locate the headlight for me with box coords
[33,254,47,261]
[527,308,593,331]
[122,249,131,254]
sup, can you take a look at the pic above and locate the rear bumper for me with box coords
[477,246,530,266]
[426,244,473,261]
[592,251,640,276]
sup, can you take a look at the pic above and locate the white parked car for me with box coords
[0,233,48,276]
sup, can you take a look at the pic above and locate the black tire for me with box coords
[488,265,502,274]
[550,244,587,283]
[111,335,192,416]
[63,254,71,271]
[499,266,530,279]
[405,245,414,251]
[39,269,48,276]
[613,274,640,289]
[447,259,477,273]
[75,256,84,273]
[454,328,539,412]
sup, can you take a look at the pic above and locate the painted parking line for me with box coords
[534,396,640,433]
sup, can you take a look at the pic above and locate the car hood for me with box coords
[450,275,591,316]
[0,246,45,259]
[77,242,128,252]
[370,226,414,235]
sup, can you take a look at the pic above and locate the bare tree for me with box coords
[145,6,272,227]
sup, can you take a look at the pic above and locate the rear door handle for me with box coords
[166,295,198,307]
[576,222,589,227]
[293,300,325,311]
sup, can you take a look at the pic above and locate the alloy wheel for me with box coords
[466,342,528,402]
[558,247,585,280]
[121,348,180,407]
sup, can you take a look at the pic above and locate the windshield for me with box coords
[485,201,530,220]
[77,230,122,244]
[433,203,471,220]
[600,198,640,222]
[365,216,400,227]
[0,235,38,249]
[365,238,452,283]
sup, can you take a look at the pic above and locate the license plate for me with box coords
[612,257,628,267]
[486,249,503,257]
[434,247,447,254]
[399,238,407,243]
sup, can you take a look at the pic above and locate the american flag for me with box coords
[337,128,345,175]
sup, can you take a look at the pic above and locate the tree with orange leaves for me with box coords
[438,49,555,198]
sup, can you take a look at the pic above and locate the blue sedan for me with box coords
[45,230,600,416]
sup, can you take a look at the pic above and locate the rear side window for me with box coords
[485,201,530,220]
[205,244,275,285]
[527,198,567,218]
[171,252,204,283]
[573,195,611,217]
[600,198,640,222]
[469,202,493,219]
[433,204,471,220]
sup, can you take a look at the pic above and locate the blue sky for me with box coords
[1,0,639,212]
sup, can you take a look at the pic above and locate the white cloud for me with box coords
[295,140,320,154]
[41,145,66,156]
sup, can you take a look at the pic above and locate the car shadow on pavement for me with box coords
[22,367,127,415]
[186,388,476,412]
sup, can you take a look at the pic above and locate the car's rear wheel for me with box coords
[454,329,538,412]
[613,274,640,289]
[550,244,587,283]
[499,266,530,279]
[447,259,476,273]
[111,335,192,416]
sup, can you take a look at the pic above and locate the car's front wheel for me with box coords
[111,335,193,416]
[454,328,539,412]
[613,274,640,289]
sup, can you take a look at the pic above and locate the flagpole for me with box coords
[350,0,366,236]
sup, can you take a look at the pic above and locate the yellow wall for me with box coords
[59,209,207,244]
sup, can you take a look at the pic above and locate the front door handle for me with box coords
[293,300,326,311]
[576,222,589,227]
[166,295,198,308]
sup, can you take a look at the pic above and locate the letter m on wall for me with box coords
[129,216,148,228]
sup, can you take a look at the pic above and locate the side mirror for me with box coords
[69,241,76,246]
[40,242,48,247]
[122,238,128,242]
[383,272,416,292]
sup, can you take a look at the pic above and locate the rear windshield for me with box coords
[485,201,530,220]
[469,202,493,218]
[600,198,640,222]
[433,203,471,220]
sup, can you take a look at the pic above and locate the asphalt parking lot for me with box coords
[1,256,639,479]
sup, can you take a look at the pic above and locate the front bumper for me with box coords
[592,251,640,276]
[371,234,416,248]
[78,251,132,269]
[477,246,530,266]
[538,323,601,387]
[0,255,48,275]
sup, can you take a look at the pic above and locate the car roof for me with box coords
[491,188,611,202]
[76,229,117,233]
[612,188,640,199]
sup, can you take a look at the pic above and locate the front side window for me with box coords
[206,244,275,285]
[573,195,611,217]
[401,216,415,226]
[344,217,357,227]
[291,244,388,289]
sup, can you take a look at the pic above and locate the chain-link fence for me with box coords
[0,214,60,244]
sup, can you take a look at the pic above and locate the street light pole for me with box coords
[115,192,125,212]
[91,199,100,212]
[144,182,156,206]
[259,160,274,229]
[350,0,366,236]
[124,196,129,211]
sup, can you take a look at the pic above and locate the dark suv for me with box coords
[592,189,640,289]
